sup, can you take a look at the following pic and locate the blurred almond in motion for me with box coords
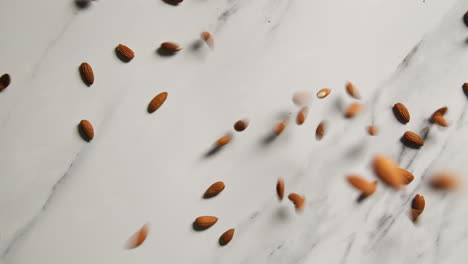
[317,88,331,99]
[274,121,287,135]
[234,120,248,132]
[344,103,362,118]
[160,42,182,53]
[296,107,308,125]
[316,121,326,140]
[396,168,414,185]
[367,125,378,136]
[276,178,285,201]
[463,83,468,97]
[346,82,361,99]
[292,91,312,106]
[125,223,150,249]
[288,193,305,210]
[411,194,425,222]
[201,31,214,49]
[216,136,232,146]
[0,73,11,91]
[372,155,403,188]
[430,172,460,191]
[347,175,377,197]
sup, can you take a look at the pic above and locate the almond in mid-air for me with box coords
[0,73,11,91]
[316,121,326,140]
[204,181,225,198]
[296,107,308,125]
[411,194,425,222]
[160,42,182,53]
[79,120,94,141]
[194,216,218,229]
[345,82,361,99]
[219,228,235,246]
[344,103,362,118]
[79,62,94,86]
[346,175,377,197]
[396,168,414,185]
[148,92,168,113]
[288,193,305,210]
[317,88,331,99]
[276,178,285,201]
[401,131,424,148]
[124,223,150,249]
[392,103,410,124]
[372,155,402,188]
[234,120,248,132]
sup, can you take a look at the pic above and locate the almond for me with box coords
[396,168,414,185]
[234,120,248,132]
[0,73,11,91]
[346,175,377,196]
[288,193,305,210]
[219,228,235,246]
[344,103,362,118]
[194,216,218,229]
[464,11,468,27]
[115,44,135,62]
[296,107,308,125]
[392,103,410,124]
[431,113,448,127]
[401,131,424,148]
[274,121,287,135]
[463,83,468,97]
[160,42,182,52]
[432,106,448,116]
[201,31,214,48]
[317,88,331,99]
[367,125,378,136]
[79,62,94,86]
[430,173,460,190]
[292,91,312,106]
[411,194,425,222]
[163,0,183,5]
[148,92,168,113]
[79,120,94,141]
[346,82,361,99]
[276,178,284,201]
[316,121,326,140]
[204,181,225,198]
[125,223,150,249]
[216,136,232,146]
[372,155,402,188]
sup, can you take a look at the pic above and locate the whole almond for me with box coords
[194,216,218,229]
[276,178,284,201]
[160,42,182,52]
[274,121,287,135]
[392,103,410,124]
[216,136,232,146]
[432,106,448,116]
[201,31,214,48]
[79,120,94,141]
[79,62,94,86]
[463,83,468,97]
[346,82,361,99]
[431,113,448,127]
[317,88,331,99]
[288,193,305,210]
[115,44,135,62]
[234,120,248,132]
[148,92,168,113]
[219,228,235,246]
[125,223,150,249]
[411,194,425,222]
[396,168,414,185]
[296,107,308,125]
[372,155,402,188]
[0,73,11,91]
[344,103,362,118]
[430,173,460,190]
[346,175,377,196]
[464,11,468,27]
[204,181,225,198]
[402,131,424,148]
[367,125,378,136]
[316,121,326,140]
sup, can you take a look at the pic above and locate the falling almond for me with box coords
[276,178,285,201]
[288,193,305,210]
[430,173,460,190]
[274,121,287,135]
[344,103,362,118]
[79,62,94,86]
[392,103,410,124]
[464,11,468,27]
[396,168,414,185]
[346,175,377,197]
[292,91,312,106]
[201,31,214,48]
[367,125,378,136]
[317,88,331,99]
[463,83,468,97]
[194,216,218,229]
[346,82,360,99]
[219,228,235,246]
[411,194,425,222]
[431,113,448,127]
[148,92,168,113]
[79,120,94,141]
[0,73,11,91]
[401,131,424,148]
[125,223,150,249]
[115,44,135,62]
[372,155,402,188]
[296,107,308,125]
[316,121,326,140]
[204,181,225,198]
[160,42,182,53]
[234,120,248,132]
[216,136,232,146]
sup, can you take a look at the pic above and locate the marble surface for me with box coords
[1,0,468,263]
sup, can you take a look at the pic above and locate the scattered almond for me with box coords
[396,168,414,185]
[276,178,284,201]
[346,175,377,196]
[216,136,232,146]
[430,173,460,190]
[160,42,182,52]
[463,83,468,97]
[148,92,168,113]
[219,228,235,246]
[288,193,305,210]
[372,155,402,188]
[432,106,448,116]
[115,44,135,62]
[163,0,183,5]
[431,113,448,127]
[316,121,326,140]
[392,103,410,124]
[274,121,287,135]
[234,120,248,132]
[125,223,150,249]
[296,107,308,125]
[194,216,218,229]
[317,88,331,99]
[201,31,214,48]
[204,181,225,198]
[346,82,361,99]
[344,103,362,118]
[367,125,378,136]
[411,194,425,222]
[79,120,94,141]
[464,11,468,27]
[401,131,424,148]
[0,73,11,91]
[79,62,94,86]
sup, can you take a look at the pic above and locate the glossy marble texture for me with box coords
[1,0,468,263]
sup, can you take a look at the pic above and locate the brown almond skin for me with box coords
[430,173,459,190]
[346,82,361,99]
[347,175,377,196]
[79,62,94,86]
[288,193,305,210]
[392,103,410,124]
[148,92,168,113]
[79,120,94,141]
[204,181,225,198]
[274,122,286,135]
[464,11,468,27]
[401,131,424,148]
[396,168,414,185]
[276,178,285,201]
[115,44,135,62]
[296,107,308,125]
[367,125,378,136]
[372,155,402,188]
[125,223,150,249]
[216,136,232,146]
[433,106,448,116]
[411,194,425,222]
[317,88,331,99]
[431,113,448,127]
[0,73,11,91]
[463,83,468,97]
[194,216,218,229]
[316,121,326,140]
[234,120,248,132]
[219,228,235,246]
[160,42,182,52]
[344,103,362,118]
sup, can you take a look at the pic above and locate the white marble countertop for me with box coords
[1,0,468,263]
